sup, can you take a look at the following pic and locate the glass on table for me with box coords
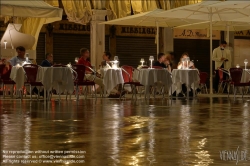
[114,56,119,61]
[244,59,248,69]
[75,57,79,63]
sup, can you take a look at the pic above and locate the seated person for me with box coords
[163,58,171,72]
[77,48,105,94]
[177,52,195,69]
[174,52,196,97]
[8,46,32,66]
[41,53,53,67]
[101,51,112,68]
[166,51,177,70]
[153,53,167,68]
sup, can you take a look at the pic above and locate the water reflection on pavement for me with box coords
[0,97,250,165]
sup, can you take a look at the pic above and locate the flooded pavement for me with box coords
[1,96,250,166]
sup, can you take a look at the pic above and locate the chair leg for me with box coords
[30,85,32,100]
[76,85,79,101]
[94,85,97,99]
[233,86,236,100]
[119,84,125,99]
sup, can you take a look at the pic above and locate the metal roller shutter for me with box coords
[174,39,220,74]
[36,33,46,65]
[105,35,109,51]
[116,36,157,68]
[53,34,90,65]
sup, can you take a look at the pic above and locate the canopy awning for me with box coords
[0,0,63,23]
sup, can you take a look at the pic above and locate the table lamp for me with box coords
[244,59,248,69]
[149,56,154,69]
[140,58,145,66]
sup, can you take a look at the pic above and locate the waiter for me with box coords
[212,41,231,93]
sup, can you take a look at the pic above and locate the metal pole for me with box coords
[157,22,159,54]
[226,25,229,44]
[210,13,213,94]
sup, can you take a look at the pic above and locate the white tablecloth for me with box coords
[36,67,74,94]
[10,66,74,94]
[241,69,250,83]
[171,69,200,94]
[10,66,25,90]
[101,68,124,94]
[133,69,172,96]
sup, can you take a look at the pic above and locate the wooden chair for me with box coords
[121,65,144,99]
[199,72,208,94]
[0,64,16,98]
[228,68,250,100]
[22,64,43,100]
[71,64,96,100]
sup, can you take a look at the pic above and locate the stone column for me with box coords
[163,27,174,53]
[90,10,107,70]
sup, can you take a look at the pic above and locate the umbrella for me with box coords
[155,1,250,94]
[0,0,63,23]
[100,9,204,54]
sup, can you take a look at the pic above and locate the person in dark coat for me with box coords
[41,53,53,67]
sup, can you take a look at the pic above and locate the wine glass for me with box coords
[244,59,248,69]
[182,58,186,69]
[236,64,240,68]
[114,56,119,61]
[25,53,29,62]
[75,57,79,63]
[140,58,145,66]
[149,56,154,68]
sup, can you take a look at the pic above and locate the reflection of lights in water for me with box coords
[24,117,31,155]
[107,105,120,164]
[147,111,156,165]
[193,138,213,166]
[242,108,249,150]
[179,105,191,164]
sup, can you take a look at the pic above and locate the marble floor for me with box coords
[1,95,250,166]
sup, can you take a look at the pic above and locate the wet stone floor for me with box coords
[1,96,250,166]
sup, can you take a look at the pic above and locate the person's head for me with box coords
[167,51,175,60]
[103,51,112,61]
[220,41,227,49]
[158,53,166,63]
[180,52,190,61]
[46,53,53,62]
[16,46,26,58]
[80,48,90,59]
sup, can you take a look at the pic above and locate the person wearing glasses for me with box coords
[41,53,53,67]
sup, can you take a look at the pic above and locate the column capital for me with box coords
[91,10,107,21]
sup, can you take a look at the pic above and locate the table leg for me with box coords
[145,85,150,99]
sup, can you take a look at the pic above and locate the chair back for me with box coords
[152,66,163,69]
[72,64,86,82]
[23,64,39,82]
[229,68,243,84]
[121,65,133,82]
[0,64,12,80]
[199,72,208,84]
